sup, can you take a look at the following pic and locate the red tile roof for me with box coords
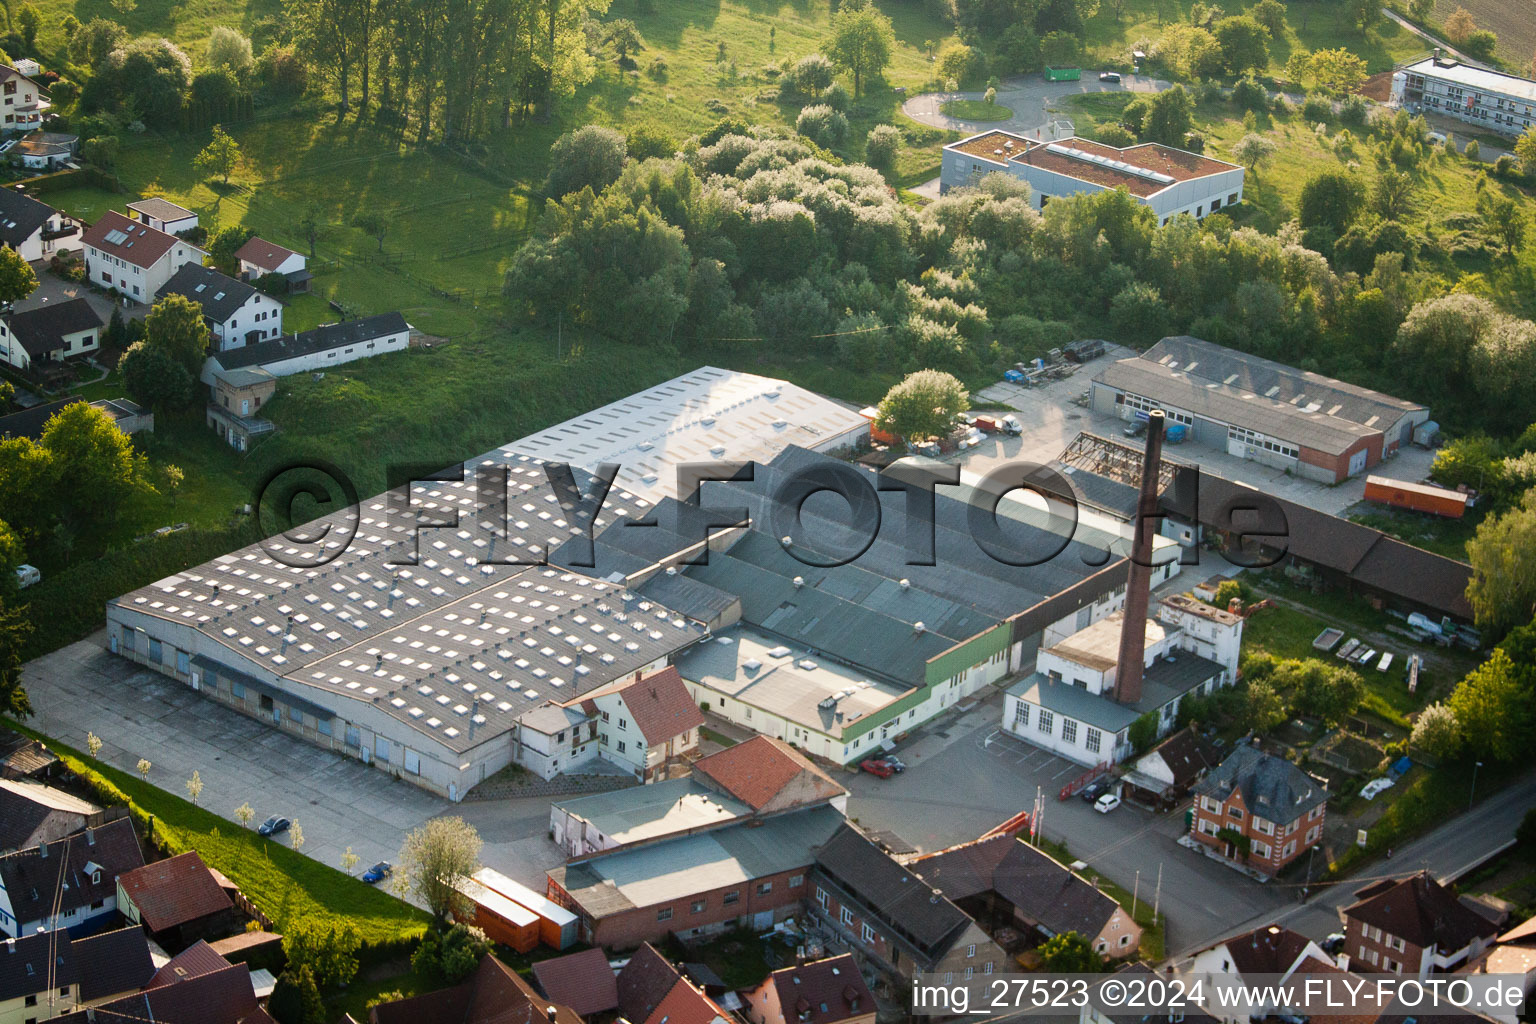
[531,947,618,1016]
[618,943,685,1024]
[765,955,873,1024]
[1222,925,1321,977]
[693,735,844,811]
[644,977,726,1024]
[148,940,233,987]
[1343,871,1498,952]
[234,236,300,272]
[81,210,185,270]
[371,954,584,1024]
[619,667,705,746]
[120,852,234,933]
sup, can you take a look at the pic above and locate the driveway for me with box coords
[901,73,1173,137]
[17,265,147,323]
[958,347,1438,519]
[843,690,1296,956]
[21,635,568,898]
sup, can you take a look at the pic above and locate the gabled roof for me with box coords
[86,960,256,1024]
[5,297,103,356]
[1343,871,1499,952]
[0,924,152,1003]
[616,666,706,746]
[0,398,77,440]
[531,947,618,1016]
[213,312,409,371]
[692,735,846,812]
[1139,726,1222,788]
[913,835,1125,942]
[148,940,232,987]
[0,779,96,851]
[0,816,143,925]
[234,236,300,272]
[82,210,188,270]
[159,263,260,324]
[118,851,234,933]
[1500,914,1536,945]
[644,976,728,1024]
[762,954,873,1024]
[1220,925,1323,977]
[1191,743,1326,825]
[617,943,685,1024]
[813,825,972,956]
[371,954,584,1024]
[0,187,54,248]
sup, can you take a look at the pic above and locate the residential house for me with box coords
[158,263,283,350]
[1340,871,1499,977]
[12,133,77,171]
[82,211,204,303]
[1186,924,1332,1023]
[1461,914,1536,1024]
[126,198,198,236]
[199,361,275,452]
[531,947,619,1018]
[0,731,55,781]
[0,67,44,135]
[0,187,78,262]
[117,851,238,952]
[1120,725,1222,809]
[0,298,103,371]
[234,236,310,293]
[199,312,410,377]
[0,925,153,1024]
[0,817,144,937]
[52,939,263,1024]
[615,944,733,1024]
[519,666,704,782]
[0,397,148,440]
[807,824,1006,982]
[369,954,584,1024]
[741,955,876,1024]
[546,805,844,949]
[1189,742,1327,877]
[911,832,1142,959]
[0,780,98,854]
[547,736,848,859]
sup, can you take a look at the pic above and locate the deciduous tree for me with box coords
[0,602,32,719]
[1039,932,1105,972]
[0,245,37,310]
[1307,47,1368,94]
[1409,702,1462,761]
[1467,489,1536,635]
[544,124,626,198]
[1447,649,1527,761]
[874,369,969,443]
[144,294,212,377]
[825,0,895,97]
[1231,132,1277,175]
[351,211,387,253]
[194,124,241,184]
[1443,6,1475,44]
[205,26,254,78]
[397,816,482,923]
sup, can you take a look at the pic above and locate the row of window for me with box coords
[1119,391,1194,425]
[1355,945,1403,972]
[1013,701,1105,754]
[1228,425,1300,460]
[659,876,804,920]
[817,885,995,976]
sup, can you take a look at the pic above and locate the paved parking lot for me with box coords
[843,690,1295,956]
[22,635,566,900]
[965,345,1436,517]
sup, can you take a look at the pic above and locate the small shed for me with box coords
[473,867,578,949]
[452,877,540,953]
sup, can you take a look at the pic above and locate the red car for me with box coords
[859,759,896,778]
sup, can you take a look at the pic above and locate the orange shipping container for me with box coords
[1363,476,1467,519]
[859,406,899,446]
[453,878,540,952]
[474,867,579,950]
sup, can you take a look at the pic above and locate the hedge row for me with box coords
[18,725,428,955]
[18,523,262,660]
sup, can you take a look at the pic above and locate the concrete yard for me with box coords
[967,344,1437,518]
[21,635,567,898]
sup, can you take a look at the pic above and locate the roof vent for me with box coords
[665,566,678,576]
[899,578,910,590]
[793,576,804,588]
[780,536,793,547]
[914,622,926,633]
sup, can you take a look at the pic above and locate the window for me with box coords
[944,972,954,984]
[816,887,828,908]
[617,741,626,754]
[122,627,136,652]
[967,944,977,958]
[318,719,333,737]
[25,996,37,1008]
[862,923,875,943]
[601,711,610,723]
[176,650,190,674]
[1062,719,1078,744]
[757,881,773,896]
[147,638,163,662]
[1013,702,1030,731]
[1120,934,1132,946]
[691,900,706,914]
[618,718,627,730]
[1387,935,1405,953]
[984,962,994,975]
[1086,727,1101,753]
[964,967,974,980]
[724,891,741,906]
[788,874,803,888]
[1228,806,1244,821]
[1211,198,1221,211]
[1252,840,1271,859]
[657,907,672,921]
[1037,709,1054,735]
[840,907,853,926]
[232,680,245,699]
[1228,193,1239,204]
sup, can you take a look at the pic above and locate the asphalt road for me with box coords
[900,72,1173,137]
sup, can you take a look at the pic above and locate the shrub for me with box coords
[1465,140,1480,161]
[822,80,851,111]
[646,55,668,80]
[1301,94,1332,123]
[1338,93,1370,128]
[1231,74,1267,112]
[795,103,848,147]
[789,53,834,97]
[626,124,676,160]
[1093,123,1137,147]
[544,125,627,198]
[863,123,900,167]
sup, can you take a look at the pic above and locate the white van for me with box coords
[14,564,40,589]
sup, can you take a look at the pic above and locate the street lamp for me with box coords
[1469,760,1483,812]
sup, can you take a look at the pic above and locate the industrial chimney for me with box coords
[1113,410,1166,705]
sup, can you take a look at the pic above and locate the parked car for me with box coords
[1099,72,1122,83]
[884,755,907,773]
[362,862,393,884]
[1079,780,1109,804]
[859,759,896,778]
[257,815,291,837]
[1123,421,1147,438]
[1093,793,1122,814]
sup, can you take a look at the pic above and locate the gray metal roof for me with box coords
[635,571,739,624]
[1192,742,1327,823]
[126,197,195,222]
[1006,646,1225,732]
[551,777,750,847]
[1095,336,1424,455]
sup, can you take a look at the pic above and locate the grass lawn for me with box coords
[7,722,429,947]
[941,99,1014,121]
[700,726,739,748]
[1346,506,1483,561]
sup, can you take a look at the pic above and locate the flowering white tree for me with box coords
[340,847,359,874]
[186,770,203,805]
[291,822,305,852]
[86,733,102,759]
[136,758,151,780]
[235,802,255,829]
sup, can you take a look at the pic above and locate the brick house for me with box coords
[1187,924,1332,1023]
[807,825,1006,983]
[1190,743,1326,877]
[1340,871,1498,977]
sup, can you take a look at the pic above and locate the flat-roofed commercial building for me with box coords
[941,130,1244,223]
[1393,54,1536,137]
[1091,336,1428,483]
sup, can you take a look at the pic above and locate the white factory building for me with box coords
[940,130,1244,224]
[1393,54,1536,137]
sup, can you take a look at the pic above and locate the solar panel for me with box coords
[103,229,128,245]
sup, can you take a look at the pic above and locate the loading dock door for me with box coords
[1348,449,1368,477]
